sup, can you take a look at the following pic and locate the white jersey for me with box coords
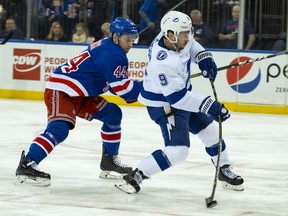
[138,32,208,113]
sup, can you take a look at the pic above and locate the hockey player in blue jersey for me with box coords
[115,11,244,194]
[15,17,142,186]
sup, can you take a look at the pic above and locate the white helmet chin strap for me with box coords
[164,32,180,52]
[172,42,179,52]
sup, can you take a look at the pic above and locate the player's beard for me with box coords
[174,41,187,52]
[123,48,130,54]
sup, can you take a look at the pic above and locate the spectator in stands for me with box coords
[72,22,88,43]
[84,0,103,40]
[0,17,24,39]
[49,0,64,24]
[218,5,255,49]
[0,4,7,30]
[62,0,80,38]
[138,0,159,45]
[271,31,286,51]
[190,9,214,47]
[101,22,110,38]
[1,0,27,37]
[46,21,69,42]
[34,0,54,40]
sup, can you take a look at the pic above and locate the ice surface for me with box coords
[0,99,287,216]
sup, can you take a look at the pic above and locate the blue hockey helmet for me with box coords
[110,17,138,37]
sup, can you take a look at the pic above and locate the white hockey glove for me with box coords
[200,96,230,122]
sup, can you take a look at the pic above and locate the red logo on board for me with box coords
[13,49,41,80]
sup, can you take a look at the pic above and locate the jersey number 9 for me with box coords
[158,73,168,86]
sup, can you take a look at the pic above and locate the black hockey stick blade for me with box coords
[206,197,217,208]
[0,32,13,45]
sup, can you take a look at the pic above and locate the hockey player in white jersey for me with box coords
[116,11,244,193]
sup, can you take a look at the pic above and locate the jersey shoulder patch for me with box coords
[156,50,168,60]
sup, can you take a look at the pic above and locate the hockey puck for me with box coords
[205,198,217,208]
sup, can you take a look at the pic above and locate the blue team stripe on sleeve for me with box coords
[141,90,167,102]
[166,88,187,105]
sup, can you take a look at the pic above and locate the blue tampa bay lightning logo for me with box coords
[157,50,167,60]
[226,56,261,93]
[172,17,179,22]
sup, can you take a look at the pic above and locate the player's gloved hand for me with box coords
[195,51,217,82]
[199,96,230,122]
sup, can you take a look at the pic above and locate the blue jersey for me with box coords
[46,38,142,103]
[219,19,255,49]
[139,0,158,30]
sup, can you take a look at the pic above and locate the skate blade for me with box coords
[114,182,137,194]
[222,181,244,191]
[99,170,125,180]
[14,175,51,187]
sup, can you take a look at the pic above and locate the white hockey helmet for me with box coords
[160,11,192,43]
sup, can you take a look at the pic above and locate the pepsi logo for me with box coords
[226,56,261,93]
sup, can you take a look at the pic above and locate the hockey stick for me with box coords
[163,0,187,15]
[190,50,288,79]
[140,0,187,35]
[0,32,13,45]
[205,78,223,208]
[134,0,187,44]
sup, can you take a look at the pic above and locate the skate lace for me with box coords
[27,161,38,169]
[112,156,128,168]
[222,167,238,179]
[134,171,144,185]
[26,161,46,174]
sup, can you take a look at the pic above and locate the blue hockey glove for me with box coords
[196,51,217,82]
[200,96,230,122]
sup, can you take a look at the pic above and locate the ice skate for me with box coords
[218,164,244,191]
[115,168,148,194]
[15,150,51,186]
[99,153,132,179]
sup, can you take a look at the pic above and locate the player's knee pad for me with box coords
[44,121,70,145]
[93,103,122,126]
[163,145,189,166]
[197,122,219,147]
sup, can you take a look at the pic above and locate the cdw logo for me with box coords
[13,48,41,80]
